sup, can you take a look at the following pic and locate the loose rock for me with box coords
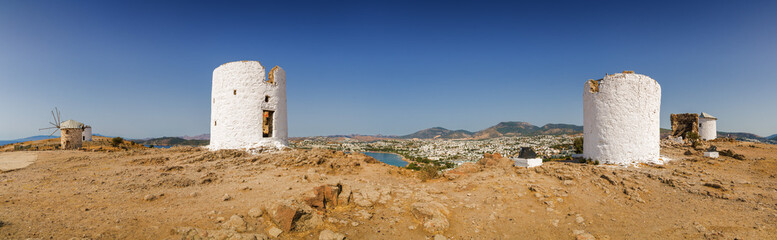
[318,229,346,240]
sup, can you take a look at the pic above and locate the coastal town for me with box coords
[291,135,578,164]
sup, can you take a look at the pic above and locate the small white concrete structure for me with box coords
[209,60,288,150]
[513,158,543,168]
[703,151,719,158]
[82,125,92,141]
[699,112,717,141]
[583,71,662,165]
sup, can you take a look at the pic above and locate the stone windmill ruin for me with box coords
[39,108,91,150]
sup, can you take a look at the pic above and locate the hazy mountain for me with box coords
[768,134,777,140]
[400,122,583,139]
[0,135,58,146]
[133,137,208,146]
[717,131,764,141]
[401,127,474,139]
[537,123,584,135]
[182,134,210,140]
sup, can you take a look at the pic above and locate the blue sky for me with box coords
[1,0,776,139]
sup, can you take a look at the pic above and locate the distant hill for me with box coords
[716,131,776,143]
[0,135,59,146]
[182,134,210,140]
[133,137,208,146]
[400,122,583,139]
[768,134,777,141]
[401,127,474,139]
[537,123,584,135]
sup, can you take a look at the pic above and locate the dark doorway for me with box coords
[263,110,274,137]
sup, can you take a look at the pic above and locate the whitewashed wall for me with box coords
[583,72,662,165]
[210,61,288,150]
[82,126,92,141]
[699,117,716,140]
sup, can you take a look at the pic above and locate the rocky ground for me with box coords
[0,139,776,239]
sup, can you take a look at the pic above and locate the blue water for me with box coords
[362,152,409,167]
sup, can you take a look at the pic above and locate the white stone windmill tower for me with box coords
[209,60,288,150]
[698,112,717,140]
[583,71,662,165]
[39,107,86,150]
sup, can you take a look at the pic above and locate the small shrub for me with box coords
[418,164,440,181]
[594,160,600,165]
[686,132,700,141]
[111,137,124,147]
[573,137,584,154]
[405,162,421,171]
[684,150,693,156]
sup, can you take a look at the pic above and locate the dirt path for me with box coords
[0,152,37,171]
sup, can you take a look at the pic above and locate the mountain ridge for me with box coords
[400,122,584,139]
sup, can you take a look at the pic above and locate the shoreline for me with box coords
[360,151,410,167]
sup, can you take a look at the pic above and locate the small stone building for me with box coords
[60,120,85,149]
[698,112,717,140]
[583,71,662,165]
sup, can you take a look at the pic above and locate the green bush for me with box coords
[405,162,421,171]
[686,132,700,141]
[573,137,584,154]
[418,164,440,181]
[111,137,124,147]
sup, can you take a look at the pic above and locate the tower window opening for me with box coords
[233,90,237,95]
[214,120,217,126]
[265,96,270,102]
[263,110,274,137]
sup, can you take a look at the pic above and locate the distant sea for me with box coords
[361,151,409,167]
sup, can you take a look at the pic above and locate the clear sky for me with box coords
[1,0,776,140]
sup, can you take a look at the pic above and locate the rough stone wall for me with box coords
[670,113,698,138]
[583,72,661,165]
[61,128,83,150]
[82,127,92,141]
[210,61,288,150]
[699,117,716,140]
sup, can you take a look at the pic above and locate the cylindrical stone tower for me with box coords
[698,112,717,140]
[210,60,288,150]
[60,120,84,150]
[583,71,661,164]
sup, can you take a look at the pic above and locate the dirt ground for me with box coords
[0,152,37,171]
[0,140,776,239]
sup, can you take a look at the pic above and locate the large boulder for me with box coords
[269,200,320,232]
[304,184,342,211]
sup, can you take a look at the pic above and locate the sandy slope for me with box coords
[0,140,775,239]
[0,152,37,172]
